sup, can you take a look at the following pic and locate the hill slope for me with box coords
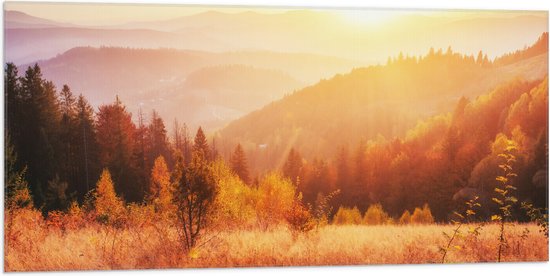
[18,47,358,130]
[217,34,548,173]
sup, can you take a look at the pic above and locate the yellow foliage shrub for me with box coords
[255,172,296,229]
[411,203,435,224]
[333,206,362,225]
[399,210,412,224]
[362,203,391,225]
[210,160,257,228]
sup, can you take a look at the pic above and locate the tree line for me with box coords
[280,77,548,221]
[4,62,548,224]
[4,63,224,213]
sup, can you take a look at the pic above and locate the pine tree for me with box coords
[58,85,78,192]
[5,63,21,143]
[147,110,170,167]
[230,143,250,183]
[74,94,99,200]
[193,127,210,161]
[17,64,61,207]
[283,148,303,185]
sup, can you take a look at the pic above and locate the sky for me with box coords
[5,1,546,26]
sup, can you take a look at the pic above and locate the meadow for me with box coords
[4,207,548,272]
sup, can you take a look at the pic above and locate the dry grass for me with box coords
[4,217,548,271]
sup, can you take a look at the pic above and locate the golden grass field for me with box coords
[4,211,548,272]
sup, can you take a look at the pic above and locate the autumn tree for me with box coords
[363,203,391,225]
[94,169,125,226]
[256,172,296,229]
[149,156,174,214]
[96,96,141,202]
[411,204,435,224]
[399,210,412,224]
[230,143,250,183]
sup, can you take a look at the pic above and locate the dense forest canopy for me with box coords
[4,32,548,223]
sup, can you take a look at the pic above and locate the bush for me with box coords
[211,159,257,228]
[333,206,362,225]
[399,210,412,224]
[284,194,314,234]
[411,203,435,224]
[362,203,391,225]
[255,172,296,229]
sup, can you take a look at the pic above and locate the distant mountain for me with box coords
[4,10,77,29]
[217,33,549,174]
[5,9,547,66]
[153,64,304,131]
[5,27,222,65]
[18,46,359,130]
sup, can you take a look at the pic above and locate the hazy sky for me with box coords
[5,2,288,25]
[5,1,546,26]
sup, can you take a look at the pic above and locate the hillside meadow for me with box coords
[4,211,547,271]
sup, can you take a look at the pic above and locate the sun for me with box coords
[339,10,399,27]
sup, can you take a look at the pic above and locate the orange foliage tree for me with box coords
[148,156,174,215]
[94,169,126,226]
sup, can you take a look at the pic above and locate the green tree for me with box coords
[58,85,78,194]
[173,151,217,251]
[44,174,72,212]
[17,64,61,208]
[4,135,33,210]
[73,94,100,200]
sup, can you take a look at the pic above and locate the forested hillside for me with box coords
[219,33,548,175]
[5,34,547,222]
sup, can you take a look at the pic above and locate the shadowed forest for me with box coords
[3,6,550,271]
